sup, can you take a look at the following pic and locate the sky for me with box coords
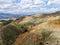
[0,0,60,14]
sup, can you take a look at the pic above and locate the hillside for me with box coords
[0,12,60,45]
[13,15,60,45]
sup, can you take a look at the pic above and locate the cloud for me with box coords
[0,0,60,14]
[34,0,45,5]
[47,0,60,5]
[0,0,12,8]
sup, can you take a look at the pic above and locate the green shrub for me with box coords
[2,20,13,25]
[1,24,20,45]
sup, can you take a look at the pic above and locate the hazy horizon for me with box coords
[0,0,60,18]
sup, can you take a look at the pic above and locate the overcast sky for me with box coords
[0,0,60,14]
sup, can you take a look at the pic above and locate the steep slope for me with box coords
[0,12,60,45]
[13,15,60,45]
[0,14,47,45]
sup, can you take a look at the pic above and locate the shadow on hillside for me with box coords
[1,24,28,45]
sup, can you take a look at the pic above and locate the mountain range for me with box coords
[0,11,58,19]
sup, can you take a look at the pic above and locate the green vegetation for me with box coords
[15,24,28,33]
[40,29,53,44]
[52,16,60,26]
[1,24,20,45]
[0,13,60,45]
[1,23,28,45]
[2,20,13,25]
[35,29,53,45]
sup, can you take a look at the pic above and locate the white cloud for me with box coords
[34,0,44,5]
[47,0,60,5]
[0,0,12,8]
[0,0,60,14]
[20,0,32,4]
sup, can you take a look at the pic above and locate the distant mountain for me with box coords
[0,13,22,19]
[0,12,36,19]
[0,11,60,19]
